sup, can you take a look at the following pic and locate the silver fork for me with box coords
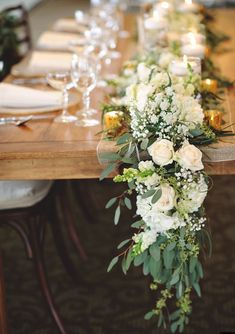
[0,115,33,126]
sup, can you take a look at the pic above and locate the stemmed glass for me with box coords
[46,72,77,123]
[71,54,99,127]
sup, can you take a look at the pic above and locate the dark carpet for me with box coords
[0,177,235,334]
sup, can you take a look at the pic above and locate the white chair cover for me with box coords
[0,180,53,210]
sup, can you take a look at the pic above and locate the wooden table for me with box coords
[0,9,235,180]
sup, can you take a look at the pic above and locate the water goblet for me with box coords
[46,72,77,123]
[71,54,99,127]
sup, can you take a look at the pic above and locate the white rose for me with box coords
[136,83,154,111]
[175,142,203,171]
[148,139,174,166]
[137,62,151,82]
[152,184,175,212]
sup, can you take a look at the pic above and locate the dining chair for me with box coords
[0,5,31,80]
[0,180,86,334]
[2,4,32,58]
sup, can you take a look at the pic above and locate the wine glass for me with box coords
[46,72,77,123]
[71,54,99,127]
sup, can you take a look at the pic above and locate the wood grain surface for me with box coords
[0,10,234,179]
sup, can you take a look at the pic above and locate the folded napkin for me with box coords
[0,83,61,109]
[37,31,86,51]
[52,18,86,33]
[29,51,73,72]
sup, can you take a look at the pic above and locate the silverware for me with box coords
[0,115,32,126]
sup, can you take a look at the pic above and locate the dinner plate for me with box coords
[0,92,79,115]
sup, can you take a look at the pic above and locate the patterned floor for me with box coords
[0,177,235,334]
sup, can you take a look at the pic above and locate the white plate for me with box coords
[0,92,79,115]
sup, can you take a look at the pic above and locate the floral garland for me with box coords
[100,4,233,333]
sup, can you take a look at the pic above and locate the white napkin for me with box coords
[29,51,73,72]
[37,31,86,51]
[0,83,62,108]
[52,18,86,33]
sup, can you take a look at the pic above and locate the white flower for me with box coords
[136,195,152,218]
[141,230,157,251]
[152,184,175,212]
[138,160,155,172]
[148,139,174,166]
[144,211,179,233]
[179,95,204,126]
[151,72,170,89]
[136,83,154,111]
[178,177,208,213]
[144,173,161,187]
[175,142,203,171]
[158,52,175,69]
[137,62,151,82]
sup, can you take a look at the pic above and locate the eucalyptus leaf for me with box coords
[100,163,116,181]
[105,197,117,209]
[163,248,174,269]
[151,189,162,204]
[193,282,201,297]
[149,244,160,262]
[99,152,120,162]
[107,256,119,272]
[142,189,156,199]
[121,257,127,275]
[131,220,144,228]
[144,310,155,320]
[114,206,121,225]
[116,133,131,145]
[122,156,135,164]
[125,249,133,271]
[134,251,147,266]
[170,310,181,321]
[117,239,130,249]
[189,257,197,273]
[143,256,150,275]
[166,242,176,252]
[157,312,163,328]
[149,257,160,280]
[170,273,179,286]
[124,197,132,210]
[171,321,179,333]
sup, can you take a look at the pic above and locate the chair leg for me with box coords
[58,181,87,261]
[29,217,68,334]
[49,193,84,282]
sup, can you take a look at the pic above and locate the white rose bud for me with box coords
[152,184,175,212]
[175,143,203,171]
[148,139,174,166]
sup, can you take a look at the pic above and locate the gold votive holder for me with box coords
[104,111,124,131]
[201,78,218,93]
[204,110,222,130]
